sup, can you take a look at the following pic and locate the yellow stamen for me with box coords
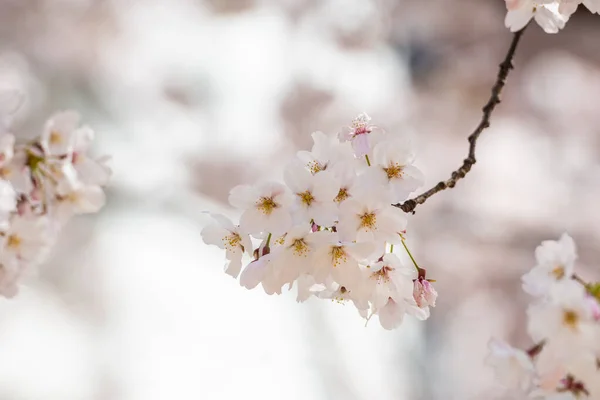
[256,197,278,215]
[297,191,314,207]
[335,188,349,203]
[291,239,309,257]
[307,161,325,175]
[331,246,347,267]
[359,212,377,230]
[563,310,579,330]
[551,266,565,280]
[383,163,403,180]
[222,233,241,251]
[7,235,21,249]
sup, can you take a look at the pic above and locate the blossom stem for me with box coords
[365,154,371,166]
[265,232,272,248]
[394,25,528,214]
[401,239,420,272]
[390,244,394,253]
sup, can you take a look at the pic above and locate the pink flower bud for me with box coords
[413,278,438,308]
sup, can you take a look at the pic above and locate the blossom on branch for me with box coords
[488,234,600,399]
[504,0,600,33]
[0,88,112,298]
[202,114,433,329]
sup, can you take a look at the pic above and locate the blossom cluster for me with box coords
[487,234,600,399]
[202,114,438,329]
[0,89,111,298]
[504,0,600,33]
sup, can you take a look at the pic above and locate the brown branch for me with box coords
[395,26,528,214]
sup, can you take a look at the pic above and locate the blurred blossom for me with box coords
[0,0,598,399]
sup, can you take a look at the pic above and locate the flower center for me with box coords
[297,191,315,207]
[359,212,377,230]
[222,233,242,251]
[291,238,309,257]
[307,161,326,175]
[49,131,63,145]
[371,266,392,283]
[7,235,21,249]
[330,246,348,267]
[383,163,403,180]
[551,265,565,280]
[257,196,278,215]
[335,188,349,203]
[562,309,579,330]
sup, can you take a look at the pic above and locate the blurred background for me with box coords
[0,0,599,399]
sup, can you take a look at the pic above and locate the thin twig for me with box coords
[395,26,528,214]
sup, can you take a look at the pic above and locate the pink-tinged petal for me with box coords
[239,209,265,235]
[201,223,229,249]
[265,208,292,236]
[346,241,376,261]
[352,134,370,157]
[228,184,259,209]
[206,213,235,232]
[378,299,404,330]
[224,255,243,279]
[76,185,106,213]
[505,9,534,32]
[240,257,269,289]
[283,161,312,193]
[311,171,340,201]
[310,202,338,227]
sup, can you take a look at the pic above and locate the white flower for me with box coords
[269,224,320,286]
[376,297,408,330]
[229,181,294,236]
[339,113,380,157]
[0,215,52,268]
[283,162,340,227]
[41,111,83,156]
[297,131,355,175]
[239,253,272,290]
[522,234,577,298]
[527,282,600,358]
[310,231,375,291]
[201,213,253,278]
[362,253,415,309]
[363,137,424,203]
[505,0,569,33]
[0,150,33,195]
[485,338,536,392]
[337,185,407,244]
[317,281,370,318]
[70,127,111,186]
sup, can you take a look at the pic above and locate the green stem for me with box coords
[365,154,371,166]
[401,239,420,272]
[390,244,394,253]
[265,233,272,247]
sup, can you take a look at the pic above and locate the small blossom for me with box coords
[229,181,294,236]
[201,213,253,278]
[413,277,438,309]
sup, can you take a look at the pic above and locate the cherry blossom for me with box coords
[202,114,430,329]
[0,89,112,298]
[488,234,600,399]
[504,0,600,33]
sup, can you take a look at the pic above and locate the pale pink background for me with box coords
[0,1,599,399]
